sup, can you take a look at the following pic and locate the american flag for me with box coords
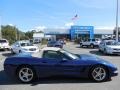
[71,14,78,20]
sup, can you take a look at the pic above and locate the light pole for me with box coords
[0,16,2,39]
[116,0,119,42]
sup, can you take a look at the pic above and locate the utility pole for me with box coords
[0,16,2,39]
[116,0,119,42]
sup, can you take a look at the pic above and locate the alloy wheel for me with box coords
[18,67,34,83]
[91,67,107,82]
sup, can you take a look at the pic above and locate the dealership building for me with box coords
[33,26,114,41]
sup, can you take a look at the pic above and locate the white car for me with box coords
[11,40,39,54]
[80,38,101,48]
[0,39,10,50]
[99,40,120,55]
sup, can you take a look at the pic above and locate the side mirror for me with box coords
[60,58,68,63]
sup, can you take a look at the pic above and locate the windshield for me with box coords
[60,49,79,60]
[20,43,33,46]
[0,40,7,43]
[106,41,120,45]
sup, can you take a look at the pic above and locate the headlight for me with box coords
[106,47,113,51]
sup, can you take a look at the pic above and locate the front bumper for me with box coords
[110,70,118,77]
[106,49,120,55]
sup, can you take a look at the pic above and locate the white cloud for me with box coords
[65,22,74,27]
[34,26,47,32]
[8,24,14,26]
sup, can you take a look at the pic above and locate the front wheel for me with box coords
[80,43,83,47]
[90,65,109,82]
[104,49,108,55]
[17,66,36,83]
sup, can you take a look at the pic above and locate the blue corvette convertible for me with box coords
[4,47,118,83]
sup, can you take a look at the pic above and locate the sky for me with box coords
[1,0,120,31]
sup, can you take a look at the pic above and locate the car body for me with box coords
[58,39,66,44]
[99,40,120,55]
[80,38,101,48]
[47,41,63,48]
[4,47,118,83]
[11,40,39,54]
[0,39,10,50]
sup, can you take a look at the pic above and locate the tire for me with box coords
[19,50,22,53]
[89,65,109,82]
[98,49,101,52]
[80,43,83,47]
[90,44,94,48]
[104,49,108,55]
[11,49,15,54]
[16,65,36,83]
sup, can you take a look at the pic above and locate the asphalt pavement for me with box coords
[0,42,119,90]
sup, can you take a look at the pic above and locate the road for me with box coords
[0,42,119,90]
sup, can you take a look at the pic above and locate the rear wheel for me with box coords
[90,44,94,48]
[17,66,36,83]
[11,49,15,54]
[90,65,109,82]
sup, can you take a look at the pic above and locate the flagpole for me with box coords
[116,0,119,42]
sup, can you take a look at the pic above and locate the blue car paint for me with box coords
[4,53,118,79]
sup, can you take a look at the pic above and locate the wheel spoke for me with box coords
[19,67,34,82]
[92,67,106,81]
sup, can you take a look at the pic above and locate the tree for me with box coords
[25,31,34,39]
[1,25,19,44]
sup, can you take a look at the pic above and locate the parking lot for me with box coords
[0,42,119,90]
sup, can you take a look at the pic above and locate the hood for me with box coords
[21,46,38,49]
[107,45,120,49]
[80,54,102,61]
[13,52,32,57]
[79,54,116,67]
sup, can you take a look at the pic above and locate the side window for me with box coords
[60,52,71,60]
[43,50,61,60]
[88,39,90,41]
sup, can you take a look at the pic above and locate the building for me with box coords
[70,26,94,40]
[33,25,114,41]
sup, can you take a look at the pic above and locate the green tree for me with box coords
[1,25,19,44]
[25,31,34,39]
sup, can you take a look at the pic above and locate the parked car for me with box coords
[0,39,10,50]
[58,39,66,44]
[47,41,63,48]
[80,38,101,48]
[4,47,118,83]
[99,40,120,55]
[11,40,39,54]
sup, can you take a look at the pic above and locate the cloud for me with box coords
[8,24,14,26]
[65,22,74,27]
[34,26,47,32]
